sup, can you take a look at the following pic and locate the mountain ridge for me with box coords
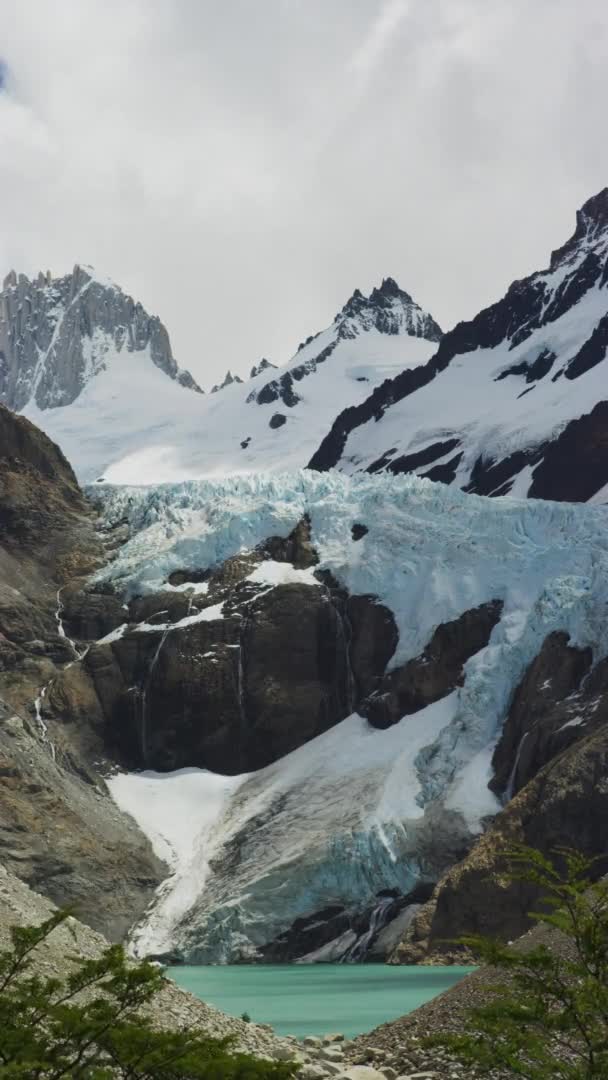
[308,188,608,503]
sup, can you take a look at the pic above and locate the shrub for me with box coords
[428,847,608,1079]
[0,909,297,1079]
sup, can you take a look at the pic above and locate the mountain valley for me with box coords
[0,189,607,974]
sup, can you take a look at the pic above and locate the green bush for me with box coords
[0,910,297,1079]
[428,846,608,1079]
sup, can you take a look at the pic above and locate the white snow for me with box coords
[339,250,608,500]
[22,306,437,485]
[245,560,320,587]
[559,715,585,731]
[132,603,225,636]
[97,623,128,644]
[107,767,242,956]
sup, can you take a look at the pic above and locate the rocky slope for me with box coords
[0,404,164,939]
[309,189,608,503]
[0,863,286,1059]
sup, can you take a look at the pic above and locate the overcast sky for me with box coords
[1,0,608,388]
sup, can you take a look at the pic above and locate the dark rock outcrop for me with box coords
[363,601,503,729]
[491,631,593,797]
[528,400,608,501]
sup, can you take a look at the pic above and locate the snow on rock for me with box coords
[245,560,320,587]
[100,470,608,961]
[312,189,608,503]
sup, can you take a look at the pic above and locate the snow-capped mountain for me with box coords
[16,276,441,484]
[310,189,608,503]
[0,264,201,413]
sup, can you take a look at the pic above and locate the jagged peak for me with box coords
[250,358,277,379]
[336,277,442,342]
[372,276,413,302]
[0,262,203,409]
[211,369,244,393]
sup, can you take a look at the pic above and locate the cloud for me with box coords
[349,0,410,80]
[0,0,607,388]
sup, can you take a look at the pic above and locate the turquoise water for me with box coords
[168,964,474,1038]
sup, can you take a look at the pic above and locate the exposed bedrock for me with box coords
[490,630,593,797]
[362,600,503,729]
[87,571,399,775]
[391,631,608,964]
[0,404,164,940]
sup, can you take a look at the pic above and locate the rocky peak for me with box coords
[0,264,202,412]
[250,357,276,379]
[370,276,413,304]
[337,277,442,342]
[550,187,608,270]
[210,369,244,393]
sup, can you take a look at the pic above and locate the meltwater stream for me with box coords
[168,964,474,1038]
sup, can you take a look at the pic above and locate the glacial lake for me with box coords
[168,964,475,1038]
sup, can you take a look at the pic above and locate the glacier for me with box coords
[100,471,608,962]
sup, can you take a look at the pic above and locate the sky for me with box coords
[1,0,608,389]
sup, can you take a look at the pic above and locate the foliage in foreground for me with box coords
[428,846,608,1079]
[0,910,296,1079]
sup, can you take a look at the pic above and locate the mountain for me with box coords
[309,190,608,503]
[0,264,201,412]
[4,190,608,973]
[14,275,442,484]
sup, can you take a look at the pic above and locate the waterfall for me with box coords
[333,602,356,715]
[140,626,171,764]
[505,730,529,802]
[342,896,394,962]
[236,616,249,738]
[55,587,88,660]
[33,683,56,761]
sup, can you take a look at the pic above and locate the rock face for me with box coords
[309,189,608,503]
[490,631,593,797]
[362,601,502,729]
[0,264,201,411]
[82,524,400,775]
[0,404,165,940]
[391,631,608,963]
